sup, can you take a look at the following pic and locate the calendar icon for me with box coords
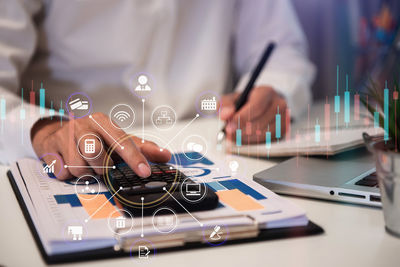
[84,139,96,154]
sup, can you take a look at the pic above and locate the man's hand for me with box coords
[220,86,287,144]
[31,112,171,180]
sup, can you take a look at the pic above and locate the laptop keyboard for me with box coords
[355,172,379,187]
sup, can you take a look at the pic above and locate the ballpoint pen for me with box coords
[217,42,276,145]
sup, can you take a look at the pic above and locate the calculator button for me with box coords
[120,186,133,192]
[131,185,142,190]
[121,185,144,195]
[145,181,167,189]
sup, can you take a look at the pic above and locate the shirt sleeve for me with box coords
[233,0,316,120]
[0,0,44,164]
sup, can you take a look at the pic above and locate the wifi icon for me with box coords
[110,104,135,129]
[114,111,131,122]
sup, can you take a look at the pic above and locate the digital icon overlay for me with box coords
[38,153,64,179]
[152,207,178,234]
[209,225,222,240]
[84,139,96,154]
[202,224,229,246]
[201,97,217,111]
[131,73,155,98]
[77,133,104,160]
[66,92,92,118]
[107,209,134,235]
[43,160,56,174]
[151,105,176,130]
[115,216,126,229]
[196,91,220,117]
[229,160,239,175]
[130,239,156,262]
[138,246,150,259]
[67,225,83,241]
[182,135,208,160]
[74,175,101,201]
[135,75,152,92]
[69,98,88,111]
[109,104,135,129]
[180,177,207,203]
[62,220,87,243]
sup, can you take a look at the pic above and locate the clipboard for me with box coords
[8,169,324,264]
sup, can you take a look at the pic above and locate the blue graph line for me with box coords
[344,75,350,126]
[39,83,45,116]
[315,119,320,143]
[384,82,389,141]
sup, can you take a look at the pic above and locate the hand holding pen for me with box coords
[218,43,288,144]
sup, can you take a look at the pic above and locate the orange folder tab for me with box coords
[216,189,264,211]
[78,194,120,219]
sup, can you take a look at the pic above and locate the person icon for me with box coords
[135,75,151,91]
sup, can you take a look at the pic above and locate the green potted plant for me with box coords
[362,78,400,237]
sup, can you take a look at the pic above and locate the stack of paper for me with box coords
[9,153,308,256]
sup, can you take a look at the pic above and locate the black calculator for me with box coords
[107,163,219,216]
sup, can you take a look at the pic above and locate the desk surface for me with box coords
[0,118,399,267]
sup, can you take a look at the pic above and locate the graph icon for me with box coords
[114,111,130,122]
[43,160,56,174]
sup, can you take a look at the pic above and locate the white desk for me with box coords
[0,118,399,267]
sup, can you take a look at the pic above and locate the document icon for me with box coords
[138,246,150,259]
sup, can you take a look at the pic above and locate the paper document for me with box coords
[226,102,384,157]
[9,153,308,256]
[228,126,384,157]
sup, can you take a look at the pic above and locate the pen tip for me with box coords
[216,131,225,144]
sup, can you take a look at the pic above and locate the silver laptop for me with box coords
[254,25,400,207]
[253,147,381,207]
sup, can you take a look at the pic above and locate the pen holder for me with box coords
[364,133,400,237]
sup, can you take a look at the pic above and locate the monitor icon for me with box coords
[185,183,201,196]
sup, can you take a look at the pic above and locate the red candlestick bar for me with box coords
[354,93,360,121]
[364,95,370,126]
[285,108,291,141]
[324,101,330,141]
[30,91,36,117]
[245,121,252,136]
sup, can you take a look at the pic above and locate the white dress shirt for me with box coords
[0,0,315,164]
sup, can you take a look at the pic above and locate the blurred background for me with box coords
[292,0,400,100]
